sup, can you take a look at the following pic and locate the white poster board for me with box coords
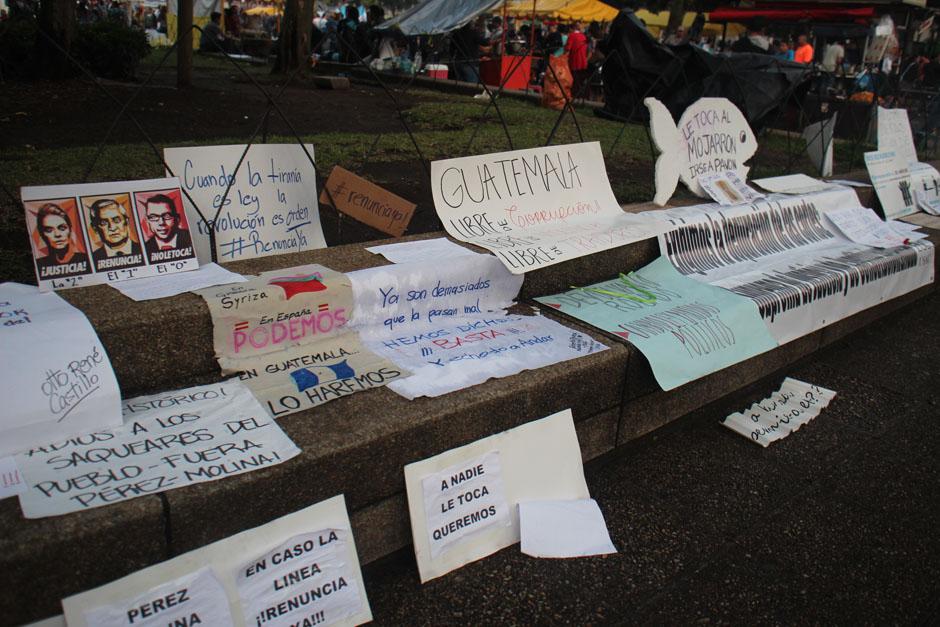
[645,97,758,205]
[910,162,940,215]
[164,144,327,264]
[722,378,837,447]
[0,283,122,458]
[16,380,299,518]
[697,170,765,206]
[752,174,833,195]
[877,107,917,167]
[405,409,590,582]
[347,256,605,399]
[802,115,836,178]
[62,494,373,627]
[21,178,199,291]
[431,142,664,273]
[865,150,916,219]
[656,188,934,344]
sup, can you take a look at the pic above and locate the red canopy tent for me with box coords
[708,5,877,24]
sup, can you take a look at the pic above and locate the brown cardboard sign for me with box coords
[320,166,417,237]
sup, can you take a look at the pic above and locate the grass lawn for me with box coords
[1,64,888,283]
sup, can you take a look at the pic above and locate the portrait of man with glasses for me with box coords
[137,191,195,265]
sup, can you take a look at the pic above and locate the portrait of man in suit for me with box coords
[140,192,195,264]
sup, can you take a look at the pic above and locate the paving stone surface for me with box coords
[362,291,940,625]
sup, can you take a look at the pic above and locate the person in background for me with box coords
[818,38,845,93]
[107,0,124,23]
[924,52,940,88]
[488,16,504,54]
[361,4,385,59]
[794,34,814,64]
[199,11,225,51]
[731,22,770,53]
[664,26,685,46]
[844,39,862,68]
[451,17,491,84]
[545,22,563,56]
[775,40,794,61]
[224,6,240,38]
[747,21,771,51]
[565,21,589,96]
[557,23,569,55]
[155,5,166,33]
[688,13,706,43]
[821,39,845,73]
[338,3,359,63]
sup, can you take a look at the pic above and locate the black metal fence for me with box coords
[2,18,937,273]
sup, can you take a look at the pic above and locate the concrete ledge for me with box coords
[6,180,939,623]
[0,495,166,625]
[162,323,628,555]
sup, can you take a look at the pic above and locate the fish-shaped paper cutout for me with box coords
[645,97,758,206]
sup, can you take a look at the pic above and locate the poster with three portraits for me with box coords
[22,178,198,291]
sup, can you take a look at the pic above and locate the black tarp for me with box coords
[599,10,813,130]
[377,0,501,36]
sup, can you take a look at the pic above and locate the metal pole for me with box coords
[530,0,537,52]
[177,0,193,88]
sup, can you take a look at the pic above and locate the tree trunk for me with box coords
[274,0,302,73]
[37,0,76,78]
[178,0,194,88]
[665,0,686,38]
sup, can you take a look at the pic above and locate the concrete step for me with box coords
[1,179,935,624]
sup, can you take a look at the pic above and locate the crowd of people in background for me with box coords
[357,13,611,100]
[5,0,940,103]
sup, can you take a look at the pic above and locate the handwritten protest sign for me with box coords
[164,144,327,263]
[16,380,299,518]
[405,409,590,582]
[0,283,122,458]
[81,568,233,627]
[198,265,353,364]
[722,378,836,447]
[645,97,758,205]
[347,254,604,398]
[823,206,910,249]
[537,257,777,390]
[656,188,935,343]
[320,166,416,237]
[224,334,407,418]
[431,141,664,273]
[365,314,606,399]
[865,150,916,219]
[348,255,522,336]
[200,265,404,417]
[877,107,918,167]
[21,178,198,291]
[63,495,372,627]
[0,456,27,500]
